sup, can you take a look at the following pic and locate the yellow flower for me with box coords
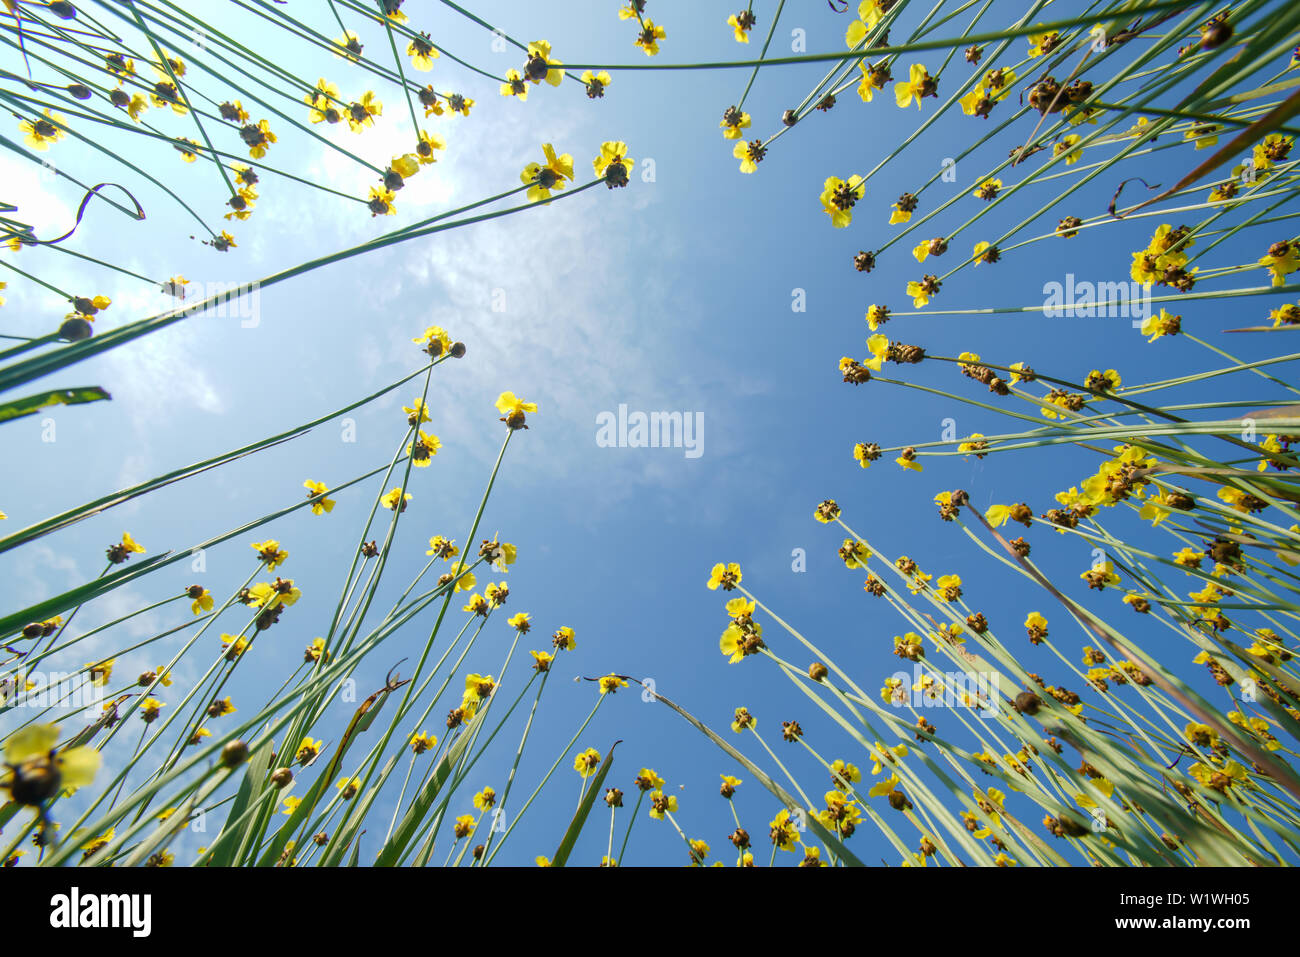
[446,93,474,117]
[574,747,601,778]
[727,12,753,43]
[413,326,452,358]
[251,539,288,570]
[367,186,396,217]
[840,538,869,570]
[381,487,411,511]
[634,19,666,56]
[20,109,66,150]
[1189,760,1250,792]
[403,398,432,426]
[407,33,439,71]
[407,431,441,467]
[2,724,101,804]
[730,706,755,733]
[599,674,629,695]
[984,67,1017,101]
[525,40,564,87]
[450,561,476,592]
[1252,133,1292,173]
[820,175,866,228]
[296,737,322,764]
[464,673,496,703]
[1027,26,1058,57]
[845,1,886,47]
[688,838,710,865]
[895,64,935,110]
[1085,368,1121,391]
[1185,124,1219,150]
[304,480,335,515]
[521,143,574,203]
[889,196,916,225]
[896,451,923,472]
[248,579,300,608]
[305,78,342,124]
[1054,134,1082,165]
[1081,561,1121,589]
[417,130,445,165]
[334,30,364,61]
[648,789,677,820]
[831,759,862,788]
[769,809,800,849]
[856,59,890,102]
[905,278,937,307]
[553,626,576,651]
[1184,722,1218,747]
[869,744,907,776]
[220,634,249,660]
[1140,308,1181,342]
[959,84,987,116]
[719,623,748,664]
[720,109,751,141]
[500,68,528,101]
[495,391,537,429]
[244,119,276,159]
[1260,240,1300,287]
[732,128,767,167]
[391,153,420,182]
[106,532,146,564]
[707,562,742,591]
[189,586,213,614]
[592,141,634,179]
[581,70,611,98]
[82,827,117,861]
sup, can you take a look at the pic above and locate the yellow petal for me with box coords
[58,746,102,789]
[5,723,58,763]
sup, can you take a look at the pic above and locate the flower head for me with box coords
[521,143,574,203]
[820,175,866,228]
[2,724,101,806]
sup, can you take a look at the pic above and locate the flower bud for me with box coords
[59,317,93,341]
[222,740,250,768]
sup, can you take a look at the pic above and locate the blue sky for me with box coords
[2,0,1297,866]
